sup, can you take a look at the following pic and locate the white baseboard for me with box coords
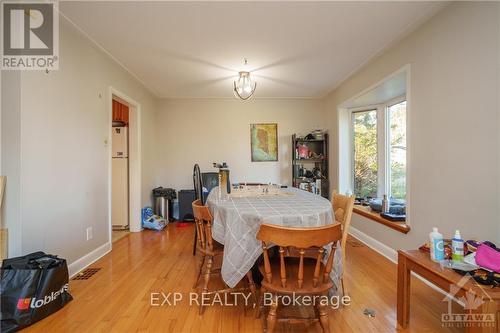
[348,226,451,299]
[68,242,111,278]
[349,226,398,263]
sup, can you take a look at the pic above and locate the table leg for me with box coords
[397,252,411,328]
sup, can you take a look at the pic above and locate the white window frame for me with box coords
[385,97,407,199]
[349,95,406,200]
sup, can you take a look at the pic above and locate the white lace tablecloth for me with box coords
[207,187,342,289]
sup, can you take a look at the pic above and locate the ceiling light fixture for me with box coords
[233,59,257,100]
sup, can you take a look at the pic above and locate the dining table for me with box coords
[206,185,342,292]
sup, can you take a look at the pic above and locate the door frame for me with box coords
[108,87,142,247]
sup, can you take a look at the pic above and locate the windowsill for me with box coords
[353,205,411,234]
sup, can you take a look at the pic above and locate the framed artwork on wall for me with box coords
[250,123,278,162]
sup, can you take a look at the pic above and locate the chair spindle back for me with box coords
[256,223,342,289]
[192,199,214,252]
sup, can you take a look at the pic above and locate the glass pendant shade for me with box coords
[233,71,257,100]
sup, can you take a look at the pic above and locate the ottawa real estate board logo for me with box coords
[441,274,496,329]
[1,1,59,70]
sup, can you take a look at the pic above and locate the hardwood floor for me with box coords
[25,223,462,333]
[112,230,130,243]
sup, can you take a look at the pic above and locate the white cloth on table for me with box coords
[207,187,342,293]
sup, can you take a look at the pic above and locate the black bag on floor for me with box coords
[0,251,73,332]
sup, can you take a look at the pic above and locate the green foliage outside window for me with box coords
[353,110,378,198]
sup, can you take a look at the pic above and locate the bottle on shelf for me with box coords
[429,227,444,262]
[451,230,464,262]
[382,194,389,212]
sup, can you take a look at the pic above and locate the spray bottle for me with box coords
[451,230,464,262]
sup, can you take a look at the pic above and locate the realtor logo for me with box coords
[1,1,59,70]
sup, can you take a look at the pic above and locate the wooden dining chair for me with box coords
[192,164,203,256]
[256,223,342,333]
[192,199,257,314]
[331,191,355,296]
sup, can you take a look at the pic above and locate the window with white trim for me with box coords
[350,98,407,201]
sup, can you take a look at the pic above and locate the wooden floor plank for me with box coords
[23,223,461,333]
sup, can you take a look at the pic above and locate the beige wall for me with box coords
[156,99,325,190]
[1,18,158,262]
[325,2,500,248]
[1,71,22,257]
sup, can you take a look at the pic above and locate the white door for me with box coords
[112,158,129,228]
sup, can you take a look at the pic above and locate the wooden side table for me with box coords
[397,250,499,332]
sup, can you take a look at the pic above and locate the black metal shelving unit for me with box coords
[292,133,329,199]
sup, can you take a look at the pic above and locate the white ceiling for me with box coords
[60,1,446,99]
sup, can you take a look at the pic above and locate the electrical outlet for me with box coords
[86,227,93,241]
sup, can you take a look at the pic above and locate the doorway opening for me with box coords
[109,88,142,247]
[111,97,130,242]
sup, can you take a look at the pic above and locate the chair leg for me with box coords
[256,287,265,319]
[317,302,330,333]
[341,277,346,297]
[193,254,205,289]
[192,228,197,256]
[199,255,213,315]
[266,295,278,333]
[261,303,268,332]
[246,271,257,308]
